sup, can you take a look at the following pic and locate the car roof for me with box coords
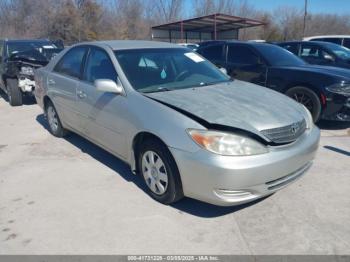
[76,40,186,51]
[198,40,274,48]
[304,35,350,40]
[280,41,344,48]
[5,39,52,43]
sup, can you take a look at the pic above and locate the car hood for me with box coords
[146,80,305,135]
[280,64,350,79]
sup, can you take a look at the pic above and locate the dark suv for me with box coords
[278,41,350,70]
[0,39,63,106]
[197,41,350,122]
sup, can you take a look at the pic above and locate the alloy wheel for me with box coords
[292,92,314,112]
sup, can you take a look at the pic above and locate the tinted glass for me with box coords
[227,45,259,64]
[54,47,86,78]
[115,48,230,93]
[6,41,57,57]
[323,38,342,45]
[321,42,350,60]
[301,44,336,60]
[84,48,117,83]
[343,38,350,49]
[255,45,306,66]
[199,45,223,61]
[280,43,298,55]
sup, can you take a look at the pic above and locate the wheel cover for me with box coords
[47,106,59,132]
[141,151,168,195]
[292,92,314,112]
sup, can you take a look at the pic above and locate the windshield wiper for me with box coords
[141,87,172,93]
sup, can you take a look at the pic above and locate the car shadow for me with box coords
[35,113,268,218]
[317,120,350,130]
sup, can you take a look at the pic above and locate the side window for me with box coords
[227,45,259,65]
[54,47,87,78]
[343,38,350,49]
[323,38,342,45]
[281,44,298,55]
[300,45,320,58]
[200,45,223,61]
[0,41,3,59]
[84,48,117,83]
[301,45,334,61]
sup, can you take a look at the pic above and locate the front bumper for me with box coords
[170,126,320,206]
[322,93,350,121]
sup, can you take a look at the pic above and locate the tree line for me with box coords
[0,0,350,44]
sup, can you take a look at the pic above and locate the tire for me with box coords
[45,101,68,137]
[7,79,23,106]
[286,86,322,122]
[137,138,184,204]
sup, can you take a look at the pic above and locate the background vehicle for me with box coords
[177,43,199,51]
[197,41,350,122]
[303,35,350,49]
[35,40,319,206]
[278,41,350,69]
[0,39,63,106]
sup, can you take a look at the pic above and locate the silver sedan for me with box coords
[34,41,320,206]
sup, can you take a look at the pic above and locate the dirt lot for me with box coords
[0,93,349,255]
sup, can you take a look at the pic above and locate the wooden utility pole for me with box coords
[302,0,308,38]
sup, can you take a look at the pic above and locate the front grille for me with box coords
[261,119,306,144]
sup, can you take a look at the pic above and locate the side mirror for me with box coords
[94,79,123,95]
[324,54,335,62]
[219,67,228,75]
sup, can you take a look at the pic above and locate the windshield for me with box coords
[6,41,57,57]
[115,48,230,93]
[255,45,306,67]
[324,42,350,60]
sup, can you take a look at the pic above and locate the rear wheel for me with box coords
[137,138,184,204]
[45,101,68,137]
[286,86,321,122]
[7,79,23,106]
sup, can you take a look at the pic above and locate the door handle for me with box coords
[77,90,87,99]
[48,79,55,85]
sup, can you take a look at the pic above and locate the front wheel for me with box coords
[7,79,23,106]
[286,86,322,122]
[137,139,184,204]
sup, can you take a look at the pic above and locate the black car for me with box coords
[0,39,63,106]
[278,41,350,70]
[197,41,350,122]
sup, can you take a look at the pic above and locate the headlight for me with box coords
[20,66,34,76]
[301,104,313,129]
[325,82,350,95]
[187,129,268,156]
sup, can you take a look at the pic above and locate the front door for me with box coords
[76,47,128,159]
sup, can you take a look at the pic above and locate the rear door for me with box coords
[225,44,267,86]
[0,41,4,89]
[47,46,88,131]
